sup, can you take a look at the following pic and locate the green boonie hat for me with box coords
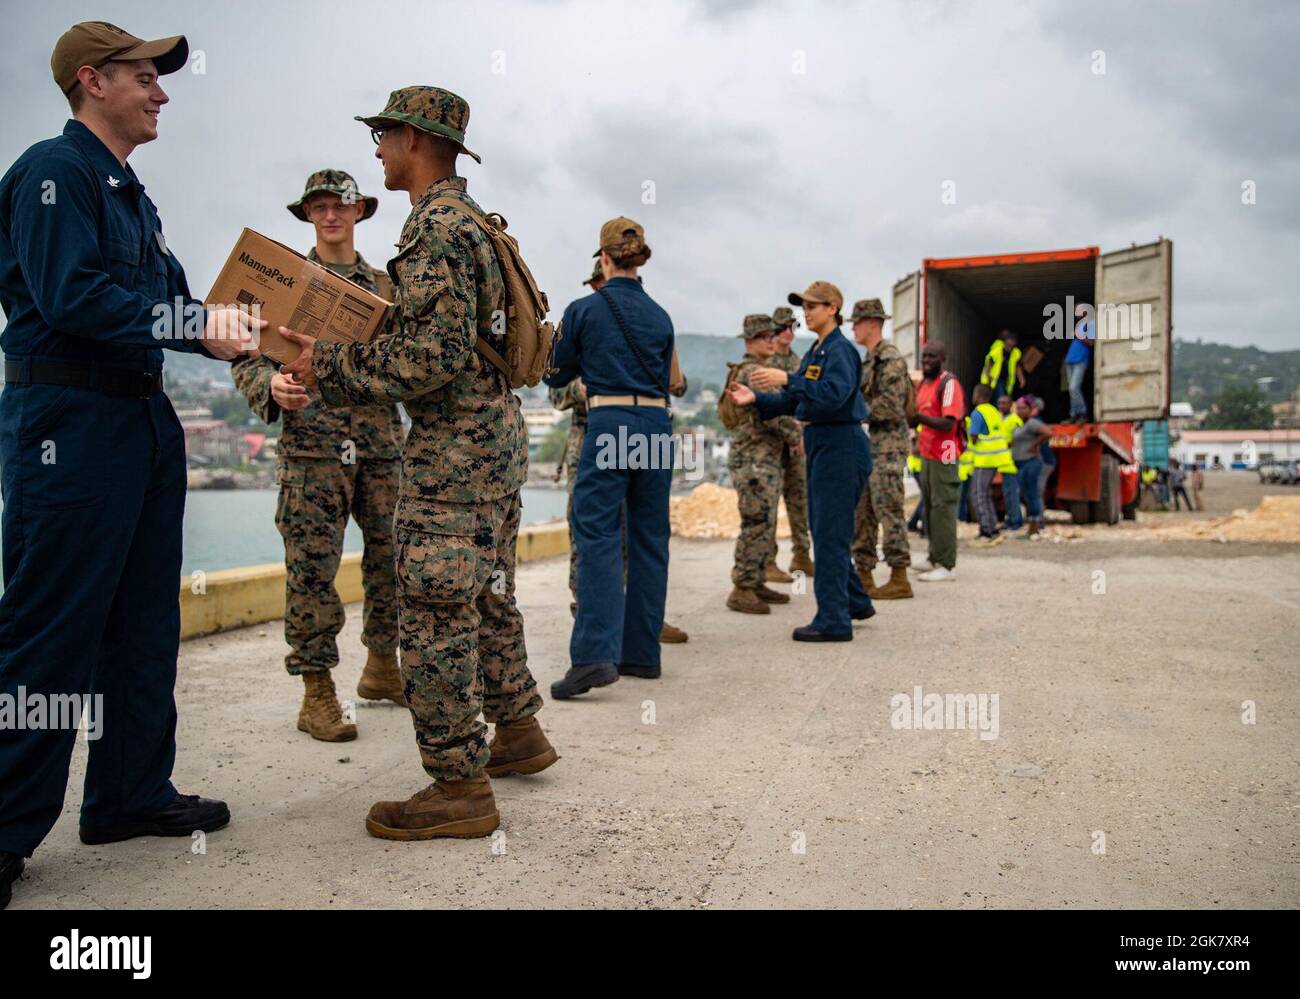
[849,297,890,322]
[582,259,603,285]
[286,169,378,222]
[355,86,481,164]
[739,313,776,339]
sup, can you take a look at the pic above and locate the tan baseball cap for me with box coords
[593,216,648,258]
[52,21,188,96]
[788,280,844,310]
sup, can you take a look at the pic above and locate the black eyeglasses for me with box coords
[370,126,394,146]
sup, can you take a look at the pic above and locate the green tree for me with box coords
[535,417,571,463]
[1202,383,1275,429]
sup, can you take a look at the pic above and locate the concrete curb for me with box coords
[178,519,569,639]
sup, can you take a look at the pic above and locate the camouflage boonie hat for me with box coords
[772,305,797,329]
[355,86,481,164]
[582,259,603,286]
[849,297,890,322]
[286,169,378,222]
[739,313,777,339]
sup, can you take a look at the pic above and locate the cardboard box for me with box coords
[206,228,391,364]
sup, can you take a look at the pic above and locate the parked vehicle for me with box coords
[891,239,1172,524]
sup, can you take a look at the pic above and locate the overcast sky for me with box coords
[3,0,1297,349]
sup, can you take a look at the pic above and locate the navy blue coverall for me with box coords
[545,277,675,669]
[756,327,874,636]
[0,120,211,856]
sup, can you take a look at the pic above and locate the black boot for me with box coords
[0,850,23,909]
[792,625,853,642]
[79,793,230,846]
[550,662,619,700]
[617,663,661,679]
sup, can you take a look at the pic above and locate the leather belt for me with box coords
[588,394,667,408]
[4,358,164,399]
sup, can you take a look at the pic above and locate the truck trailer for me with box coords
[891,239,1173,524]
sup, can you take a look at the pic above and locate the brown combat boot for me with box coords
[365,777,499,840]
[727,586,771,614]
[486,716,559,778]
[298,672,357,743]
[356,650,407,707]
[659,621,689,643]
[789,552,815,576]
[755,583,790,604]
[766,562,794,584]
[869,565,914,600]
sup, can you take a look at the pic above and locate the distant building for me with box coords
[1175,429,1300,469]
[1168,401,1196,430]
[523,407,563,455]
[182,419,250,466]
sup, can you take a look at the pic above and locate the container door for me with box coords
[891,270,922,370]
[1093,239,1172,421]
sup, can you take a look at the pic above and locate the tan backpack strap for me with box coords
[472,335,511,380]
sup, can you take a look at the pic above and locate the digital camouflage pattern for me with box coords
[739,313,775,338]
[729,355,798,587]
[765,347,811,561]
[549,379,588,606]
[232,250,402,459]
[394,491,541,778]
[313,174,538,781]
[276,458,399,674]
[848,297,890,322]
[772,305,796,328]
[286,168,378,222]
[854,338,913,571]
[230,250,402,675]
[355,86,482,162]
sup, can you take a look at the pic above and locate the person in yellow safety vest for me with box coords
[997,394,1024,530]
[980,330,1022,396]
[956,416,976,524]
[967,384,1010,545]
[905,432,925,535]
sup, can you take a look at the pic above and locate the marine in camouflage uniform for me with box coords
[849,298,914,599]
[727,315,799,615]
[231,169,404,742]
[290,87,553,839]
[768,304,812,577]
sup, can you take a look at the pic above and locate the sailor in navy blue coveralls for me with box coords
[544,233,675,698]
[0,44,250,876]
[742,285,874,640]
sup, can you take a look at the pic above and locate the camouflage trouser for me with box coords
[853,428,911,572]
[395,489,543,781]
[275,457,399,675]
[732,459,783,588]
[770,438,810,562]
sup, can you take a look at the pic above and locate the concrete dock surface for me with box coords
[12,473,1299,909]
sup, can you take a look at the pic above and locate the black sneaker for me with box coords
[617,663,661,679]
[1,850,23,910]
[79,793,230,846]
[550,662,619,700]
[792,626,853,642]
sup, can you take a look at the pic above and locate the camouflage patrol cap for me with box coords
[355,86,481,164]
[286,169,378,222]
[788,280,844,311]
[52,21,188,95]
[739,313,777,339]
[848,298,890,322]
[582,259,603,286]
[772,305,797,328]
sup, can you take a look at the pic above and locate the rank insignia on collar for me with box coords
[107,175,121,188]
[805,365,822,380]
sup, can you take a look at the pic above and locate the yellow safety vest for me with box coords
[958,417,975,481]
[971,403,1015,471]
[981,339,1021,395]
[907,454,922,474]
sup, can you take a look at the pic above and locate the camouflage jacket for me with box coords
[313,177,527,504]
[770,348,801,374]
[861,339,911,425]
[549,379,587,427]
[230,249,403,460]
[730,355,800,465]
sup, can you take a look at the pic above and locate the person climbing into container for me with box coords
[1065,304,1095,422]
[980,329,1021,397]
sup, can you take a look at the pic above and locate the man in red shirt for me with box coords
[913,342,966,581]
